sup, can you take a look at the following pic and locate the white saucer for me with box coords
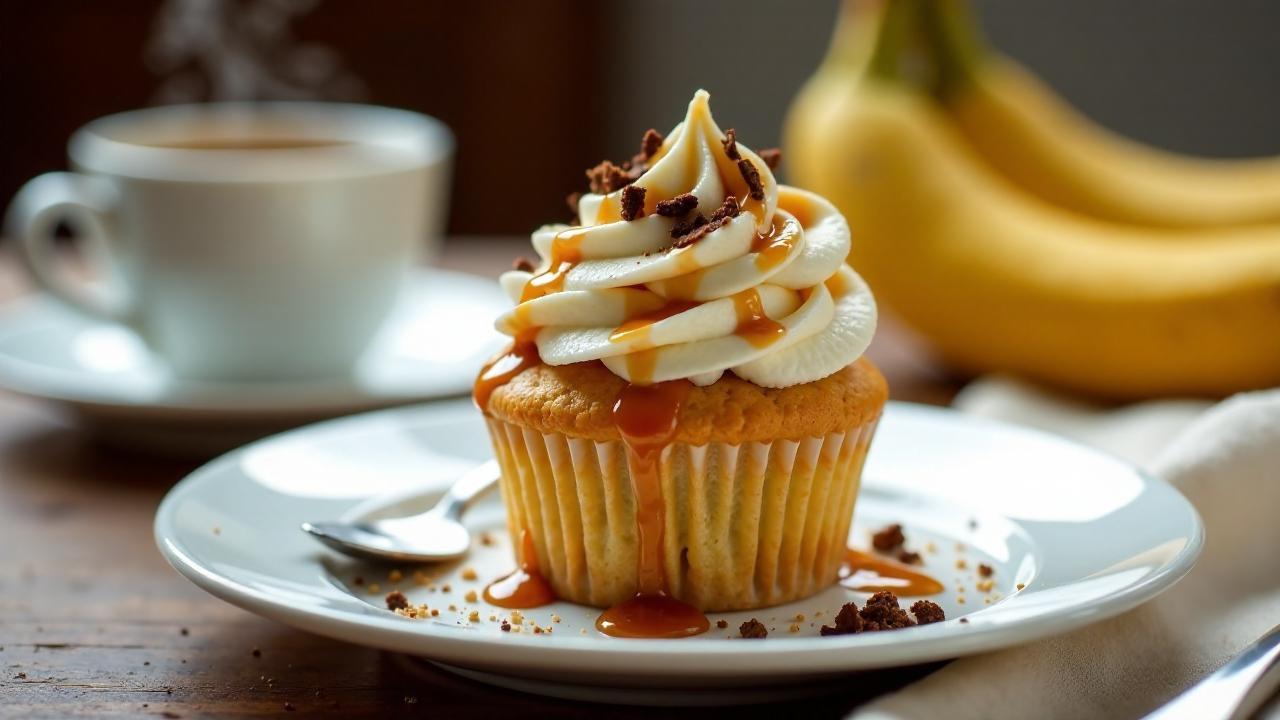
[154,400,1202,704]
[0,268,507,452]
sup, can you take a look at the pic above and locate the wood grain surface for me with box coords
[0,239,963,718]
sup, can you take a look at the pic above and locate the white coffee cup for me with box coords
[4,102,452,382]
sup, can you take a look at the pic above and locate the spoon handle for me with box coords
[439,459,501,521]
[1143,623,1280,720]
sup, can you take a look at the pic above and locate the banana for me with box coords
[921,0,1280,229]
[786,77,1280,399]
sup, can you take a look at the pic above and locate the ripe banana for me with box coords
[922,0,1280,229]
[786,78,1280,398]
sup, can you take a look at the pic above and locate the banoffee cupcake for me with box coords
[475,90,884,637]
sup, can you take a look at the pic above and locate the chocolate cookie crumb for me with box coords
[251,648,261,658]
[621,185,646,221]
[721,128,741,160]
[737,159,765,200]
[500,621,511,632]
[670,213,708,245]
[656,192,698,218]
[911,600,945,625]
[586,160,634,194]
[352,576,364,586]
[641,129,664,159]
[859,591,915,631]
[871,523,906,552]
[512,257,535,272]
[977,563,994,578]
[179,627,189,636]
[758,148,782,170]
[708,195,740,223]
[716,619,728,629]
[385,591,409,611]
[739,618,768,639]
[670,196,741,249]
[897,550,922,565]
[959,617,970,624]
[820,602,864,636]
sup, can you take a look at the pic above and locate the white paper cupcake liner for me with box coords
[485,417,878,612]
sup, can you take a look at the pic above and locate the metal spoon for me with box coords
[301,459,500,563]
[1143,623,1280,720]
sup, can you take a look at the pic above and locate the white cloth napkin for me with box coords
[853,377,1280,720]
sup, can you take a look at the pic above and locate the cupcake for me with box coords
[475,90,884,637]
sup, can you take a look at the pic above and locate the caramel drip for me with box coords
[483,528,555,609]
[778,192,814,226]
[840,549,945,596]
[520,228,586,303]
[473,329,540,413]
[596,380,709,639]
[595,197,622,224]
[609,301,699,346]
[730,289,786,348]
[595,592,711,639]
[750,214,801,272]
[622,348,661,386]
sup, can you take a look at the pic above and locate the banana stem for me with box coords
[863,0,924,82]
[917,0,990,96]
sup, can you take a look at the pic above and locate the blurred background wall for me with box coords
[3,0,1278,236]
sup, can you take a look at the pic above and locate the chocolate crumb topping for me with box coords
[641,129,664,160]
[911,600,946,625]
[656,192,698,218]
[671,213,708,242]
[669,195,741,248]
[512,257,536,272]
[739,618,768,639]
[758,148,782,170]
[721,128,741,160]
[872,523,906,552]
[716,619,729,629]
[820,602,864,636]
[897,550,922,566]
[586,160,635,194]
[708,195,740,223]
[977,563,994,578]
[384,591,409,611]
[859,591,915,631]
[737,159,765,201]
[621,185,646,221]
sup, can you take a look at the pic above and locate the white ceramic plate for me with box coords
[0,269,507,452]
[155,400,1202,704]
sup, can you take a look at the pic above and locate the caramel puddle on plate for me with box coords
[841,549,945,596]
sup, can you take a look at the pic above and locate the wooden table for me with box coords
[0,239,962,718]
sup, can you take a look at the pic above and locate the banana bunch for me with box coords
[784,0,1280,399]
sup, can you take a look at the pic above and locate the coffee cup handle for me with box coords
[6,172,135,324]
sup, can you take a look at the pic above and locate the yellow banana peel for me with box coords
[785,1,1280,398]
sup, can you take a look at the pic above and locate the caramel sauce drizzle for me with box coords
[608,301,699,346]
[520,229,586,303]
[596,380,710,638]
[751,213,801,272]
[483,528,556,609]
[840,549,945,597]
[473,328,541,413]
[730,288,786,348]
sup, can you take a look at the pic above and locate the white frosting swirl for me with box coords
[496,90,877,387]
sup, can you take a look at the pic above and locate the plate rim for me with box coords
[153,400,1204,675]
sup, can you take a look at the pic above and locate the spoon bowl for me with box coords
[301,459,499,563]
